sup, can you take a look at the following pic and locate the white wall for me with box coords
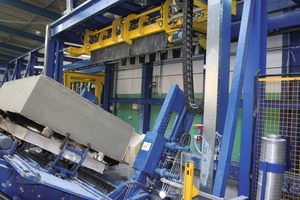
[116,35,283,94]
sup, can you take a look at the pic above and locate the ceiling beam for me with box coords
[0,0,60,20]
[50,0,126,37]
[0,25,44,42]
[0,42,30,52]
[0,53,14,60]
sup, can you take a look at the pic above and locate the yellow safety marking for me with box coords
[259,77,300,82]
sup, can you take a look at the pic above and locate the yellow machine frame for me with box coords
[63,71,105,101]
[67,0,236,57]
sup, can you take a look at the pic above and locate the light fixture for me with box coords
[159,191,166,199]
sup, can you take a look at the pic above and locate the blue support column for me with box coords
[24,53,37,77]
[2,64,9,85]
[103,64,115,112]
[54,40,64,83]
[140,62,153,134]
[11,59,22,80]
[238,0,267,196]
[213,0,256,197]
[289,31,300,73]
[45,38,56,79]
[217,0,232,135]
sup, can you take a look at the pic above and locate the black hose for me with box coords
[182,0,204,114]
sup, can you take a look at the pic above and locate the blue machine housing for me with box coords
[0,155,109,200]
[134,132,167,176]
[0,84,195,200]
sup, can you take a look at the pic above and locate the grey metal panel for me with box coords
[0,76,135,162]
[0,118,106,173]
[130,32,168,56]
[90,43,131,64]
[200,0,222,194]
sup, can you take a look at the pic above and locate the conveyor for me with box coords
[0,73,202,199]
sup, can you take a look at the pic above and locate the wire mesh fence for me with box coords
[253,76,300,199]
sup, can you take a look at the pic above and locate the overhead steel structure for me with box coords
[0,0,300,199]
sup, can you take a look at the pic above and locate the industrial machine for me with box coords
[2,0,295,199]
[0,76,196,199]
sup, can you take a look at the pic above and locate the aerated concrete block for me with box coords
[0,76,135,162]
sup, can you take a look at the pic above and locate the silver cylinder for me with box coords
[66,0,74,14]
[256,134,286,200]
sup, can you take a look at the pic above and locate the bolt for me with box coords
[37,194,41,198]
[19,187,24,193]
[1,183,5,187]
[8,183,12,187]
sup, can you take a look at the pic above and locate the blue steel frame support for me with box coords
[45,39,56,79]
[2,64,9,85]
[103,64,115,112]
[238,0,267,196]
[140,62,153,134]
[24,53,37,77]
[213,0,256,197]
[217,0,231,135]
[54,40,64,83]
[50,0,125,37]
[288,31,300,73]
[11,60,22,80]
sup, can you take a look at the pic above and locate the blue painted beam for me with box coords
[35,52,82,63]
[232,9,300,37]
[0,25,44,42]
[63,59,90,70]
[0,42,30,53]
[0,0,60,20]
[50,0,126,37]
[267,9,300,31]
[239,0,267,196]
[140,62,153,133]
[213,0,256,197]
[0,53,15,60]
[232,0,298,22]
[78,66,105,73]
[103,64,115,112]
[94,16,114,24]
[64,57,82,63]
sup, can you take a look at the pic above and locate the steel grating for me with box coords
[253,76,300,199]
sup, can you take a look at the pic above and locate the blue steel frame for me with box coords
[103,64,115,112]
[50,0,125,37]
[238,0,267,197]
[11,59,22,80]
[24,53,36,77]
[216,0,231,136]
[213,0,265,197]
[108,84,195,199]
[54,40,64,83]
[140,62,153,133]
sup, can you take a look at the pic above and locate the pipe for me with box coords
[66,0,74,14]
[43,24,51,75]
